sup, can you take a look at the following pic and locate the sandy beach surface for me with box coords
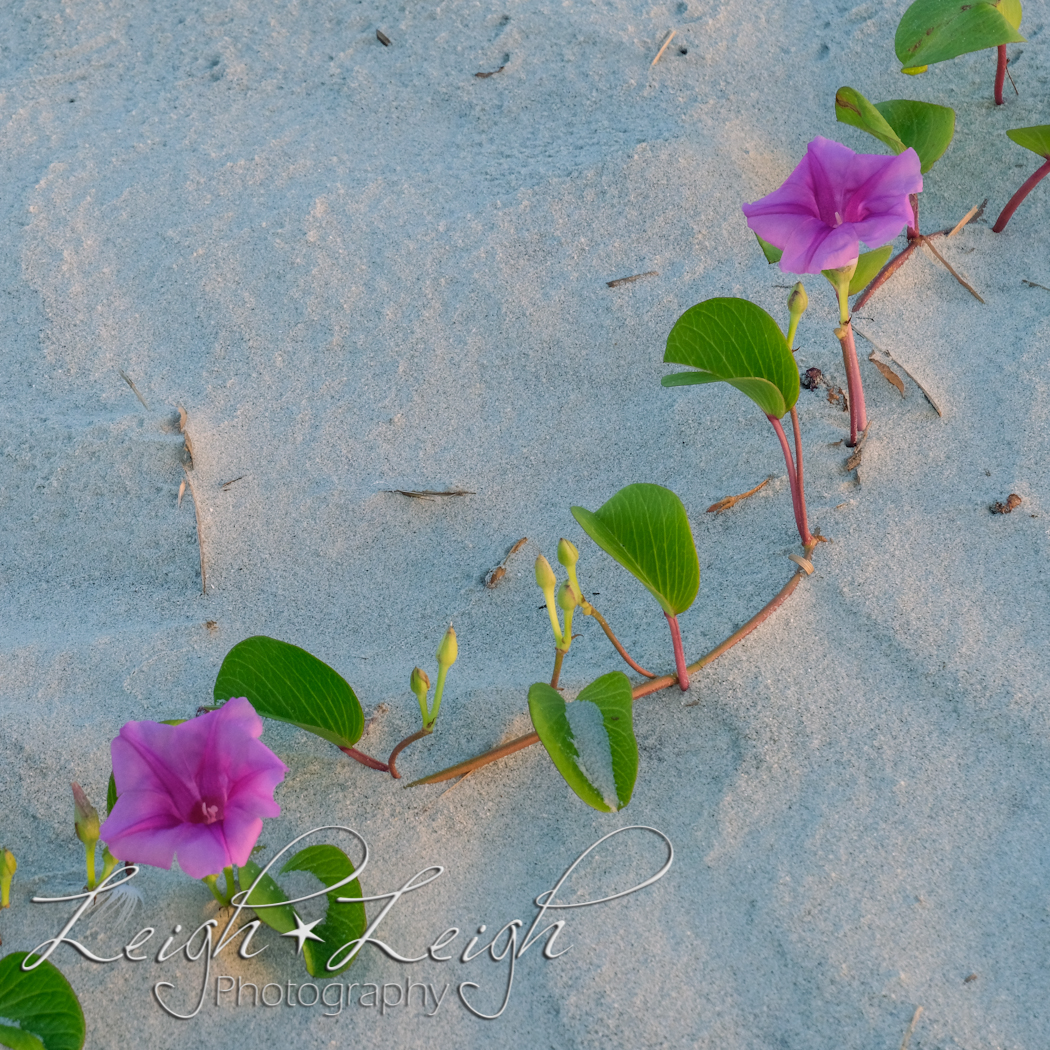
[3,1,1050,1047]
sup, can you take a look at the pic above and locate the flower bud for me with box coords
[534,554,557,593]
[72,782,100,848]
[556,538,579,568]
[0,848,15,909]
[410,666,430,699]
[436,625,458,669]
[787,282,808,319]
[557,580,577,611]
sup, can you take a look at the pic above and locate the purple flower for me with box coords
[100,698,286,879]
[742,137,923,273]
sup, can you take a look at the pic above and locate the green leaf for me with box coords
[895,0,1024,70]
[823,245,894,296]
[280,846,367,977]
[755,233,783,264]
[528,673,638,812]
[238,847,366,978]
[570,484,699,616]
[0,954,85,1050]
[0,1025,46,1050]
[106,773,117,815]
[236,860,299,937]
[874,99,956,173]
[214,636,364,750]
[1006,125,1050,159]
[835,87,907,154]
[663,297,799,417]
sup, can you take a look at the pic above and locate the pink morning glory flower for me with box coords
[100,698,287,880]
[742,136,923,273]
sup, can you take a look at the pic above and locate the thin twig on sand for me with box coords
[182,467,207,595]
[707,476,772,514]
[651,30,675,66]
[118,369,149,409]
[899,1006,923,1050]
[854,327,944,417]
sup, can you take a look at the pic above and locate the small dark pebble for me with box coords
[376,29,391,45]
[678,46,688,54]
[801,367,823,390]
[990,494,1022,514]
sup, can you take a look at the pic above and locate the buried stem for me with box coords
[993,157,1050,233]
[664,613,690,691]
[339,746,391,772]
[995,44,1007,106]
[388,727,433,780]
[408,547,816,786]
[835,319,866,446]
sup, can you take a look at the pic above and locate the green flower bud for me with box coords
[556,538,579,568]
[0,848,15,909]
[557,580,577,611]
[534,554,557,593]
[72,782,100,848]
[436,625,458,669]
[787,281,808,318]
[410,666,430,699]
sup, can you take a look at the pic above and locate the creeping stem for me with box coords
[993,156,1050,233]
[408,546,816,786]
[995,44,1007,107]
[852,242,918,311]
[388,727,433,779]
[853,197,920,310]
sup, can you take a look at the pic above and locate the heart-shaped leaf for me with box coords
[239,844,367,978]
[663,297,799,418]
[0,955,85,1050]
[835,88,955,174]
[874,99,956,173]
[571,484,699,616]
[1007,125,1050,158]
[281,846,367,976]
[835,87,906,154]
[823,245,894,296]
[895,0,1024,72]
[214,636,364,750]
[528,672,637,812]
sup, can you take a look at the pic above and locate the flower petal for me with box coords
[780,217,859,274]
[100,698,287,879]
[172,823,232,880]
[742,139,923,275]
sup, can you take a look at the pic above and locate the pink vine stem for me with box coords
[992,156,1050,233]
[768,410,814,547]
[995,44,1007,107]
[340,746,390,772]
[408,546,817,787]
[664,613,690,691]
[835,320,866,446]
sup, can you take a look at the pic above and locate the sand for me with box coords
[2,0,1050,1047]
